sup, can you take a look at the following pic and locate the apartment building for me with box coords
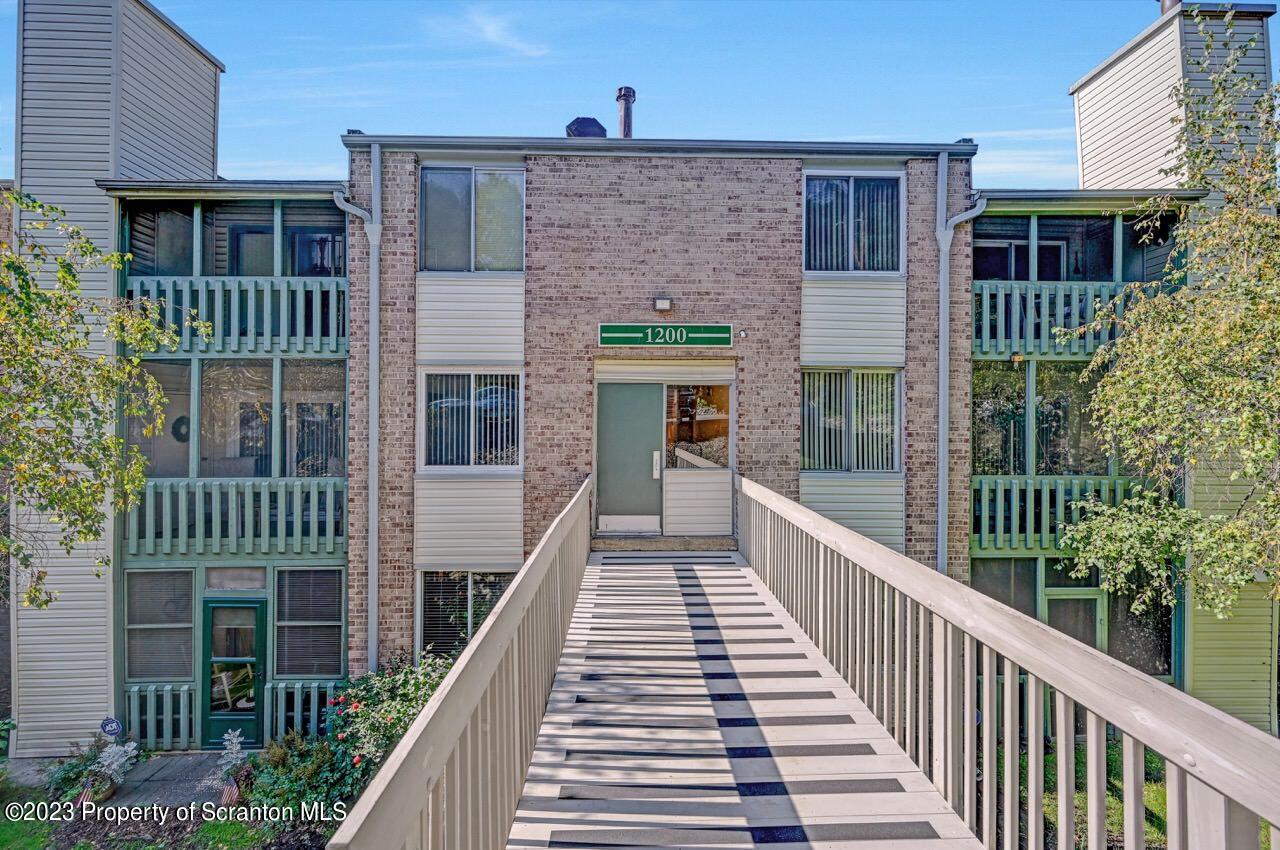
[5,0,1275,755]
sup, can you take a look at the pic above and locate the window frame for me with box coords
[418,164,527,276]
[802,170,906,278]
[416,367,524,474]
[272,565,346,681]
[124,568,195,683]
[800,367,902,474]
[414,567,517,661]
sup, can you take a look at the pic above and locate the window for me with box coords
[275,569,343,677]
[972,362,1026,476]
[1035,362,1109,475]
[421,372,520,467]
[1037,217,1114,282]
[665,385,730,468]
[971,558,1037,617]
[283,360,346,477]
[1108,595,1173,677]
[420,167,525,273]
[128,202,195,276]
[126,570,193,680]
[420,570,514,657]
[128,361,192,477]
[207,567,267,590]
[801,370,898,472]
[200,360,274,477]
[285,200,346,276]
[201,201,274,276]
[973,217,1030,281]
[804,175,901,273]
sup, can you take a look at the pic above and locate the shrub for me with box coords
[245,654,454,820]
[45,735,109,801]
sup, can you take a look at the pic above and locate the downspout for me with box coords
[934,152,986,574]
[333,142,383,672]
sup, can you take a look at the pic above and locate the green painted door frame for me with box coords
[202,598,267,748]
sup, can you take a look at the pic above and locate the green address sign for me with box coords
[598,323,734,347]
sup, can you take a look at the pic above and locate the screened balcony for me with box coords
[971,204,1180,360]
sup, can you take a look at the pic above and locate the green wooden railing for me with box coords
[264,680,342,743]
[970,474,1144,553]
[123,679,342,751]
[973,280,1126,360]
[124,477,347,557]
[125,276,347,355]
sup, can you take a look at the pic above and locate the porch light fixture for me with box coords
[653,296,673,312]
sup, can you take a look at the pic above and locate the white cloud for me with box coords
[973,148,1080,188]
[431,7,550,59]
[964,127,1076,142]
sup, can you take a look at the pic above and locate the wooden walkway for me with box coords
[506,551,982,849]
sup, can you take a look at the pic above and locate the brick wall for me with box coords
[345,150,418,671]
[522,155,804,552]
[903,157,973,581]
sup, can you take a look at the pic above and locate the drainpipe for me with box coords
[934,152,986,574]
[333,142,383,672]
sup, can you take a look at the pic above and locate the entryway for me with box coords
[595,361,735,538]
[202,599,266,747]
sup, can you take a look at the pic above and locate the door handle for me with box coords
[652,451,662,480]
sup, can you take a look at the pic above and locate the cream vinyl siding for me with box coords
[417,275,524,364]
[116,0,219,180]
[1186,582,1277,734]
[414,478,524,568]
[1074,14,1183,190]
[799,473,905,553]
[801,280,905,367]
[10,515,112,756]
[662,470,733,536]
[1184,458,1277,732]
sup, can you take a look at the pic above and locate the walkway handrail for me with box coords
[737,474,1280,847]
[328,477,592,850]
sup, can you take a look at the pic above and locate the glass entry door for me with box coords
[202,599,266,747]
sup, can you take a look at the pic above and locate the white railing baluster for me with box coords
[1087,711,1107,850]
[1056,692,1076,848]
[1123,733,1146,850]
[1003,657,1019,850]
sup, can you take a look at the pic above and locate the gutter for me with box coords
[333,142,383,673]
[934,152,987,574]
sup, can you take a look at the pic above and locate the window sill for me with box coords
[416,467,524,481]
[417,271,525,282]
[803,271,906,284]
[799,470,903,481]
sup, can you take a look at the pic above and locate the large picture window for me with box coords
[801,369,898,472]
[126,570,194,680]
[804,175,901,273]
[420,570,514,657]
[421,372,521,468]
[275,569,343,678]
[420,167,525,273]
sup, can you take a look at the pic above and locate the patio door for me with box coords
[596,383,664,533]
[203,599,266,748]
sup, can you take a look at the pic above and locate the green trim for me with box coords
[201,598,267,747]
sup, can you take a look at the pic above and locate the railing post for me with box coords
[1186,776,1260,850]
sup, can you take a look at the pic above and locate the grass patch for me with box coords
[0,777,51,850]
[188,820,272,850]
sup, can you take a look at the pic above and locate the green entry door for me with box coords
[597,383,663,533]
[202,599,266,748]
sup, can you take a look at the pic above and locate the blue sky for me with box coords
[0,1,1272,187]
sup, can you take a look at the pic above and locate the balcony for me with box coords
[971,474,1143,554]
[972,280,1126,360]
[124,477,347,558]
[124,276,347,355]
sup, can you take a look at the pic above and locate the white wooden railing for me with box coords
[737,475,1280,850]
[328,477,592,850]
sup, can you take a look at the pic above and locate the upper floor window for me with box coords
[804,174,901,274]
[420,167,525,273]
[801,369,899,472]
[421,371,521,468]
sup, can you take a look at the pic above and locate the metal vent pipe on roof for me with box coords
[1159,0,1179,15]
[617,87,635,138]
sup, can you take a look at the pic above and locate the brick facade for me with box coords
[903,158,973,581]
[522,155,804,552]
[345,150,418,671]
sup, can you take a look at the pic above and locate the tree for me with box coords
[1061,13,1280,618]
[0,190,199,607]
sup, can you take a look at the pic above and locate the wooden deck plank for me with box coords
[506,552,982,849]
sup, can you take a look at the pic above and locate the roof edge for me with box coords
[339,135,979,159]
[133,0,226,72]
[96,178,345,199]
[1069,2,1276,95]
